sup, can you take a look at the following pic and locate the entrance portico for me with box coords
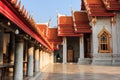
[62,36,86,63]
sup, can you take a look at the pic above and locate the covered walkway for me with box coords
[37,63,120,80]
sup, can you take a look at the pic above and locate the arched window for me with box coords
[98,28,111,53]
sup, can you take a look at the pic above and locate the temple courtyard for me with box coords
[36,63,120,80]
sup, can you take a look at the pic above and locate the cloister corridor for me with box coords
[37,63,120,80]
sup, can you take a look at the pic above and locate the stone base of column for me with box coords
[112,54,120,66]
[92,54,112,65]
[78,58,92,64]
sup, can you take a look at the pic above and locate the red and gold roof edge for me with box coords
[0,0,53,51]
[82,0,117,17]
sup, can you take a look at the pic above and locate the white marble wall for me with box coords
[116,13,120,54]
[92,17,112,54]
[91,17,113,65]
[90,13,120,65]
[113,12,120,65]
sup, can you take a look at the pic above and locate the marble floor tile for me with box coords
[37,63,120,80]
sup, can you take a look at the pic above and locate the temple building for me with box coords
[0,0,120,80]
[54,0,120,65]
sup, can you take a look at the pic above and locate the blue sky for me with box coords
[20,0,81,27]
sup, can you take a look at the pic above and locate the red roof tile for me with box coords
[59,16,73,25]
[36,24,47,36]
[102,0,120,11]
[47,28,62,50]
[35,24,53,50]
[73,11,92,33]
[83,0,115,16]
[47,28,62,43]
[58,16,82,36]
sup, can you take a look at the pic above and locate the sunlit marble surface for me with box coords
[37,63,120,80]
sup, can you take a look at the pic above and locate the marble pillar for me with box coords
[23,40,28,76]
[79,35,84,59]
[27,41,34,76]
[34,46,40,72]
[111,20,119,65]
[78,35,85,64]
[14,35,24,80]
[9,32,15,63]
[39,48,41,71]
[0,27,4,64]
[40,50,42,69]
[63,37,67,63]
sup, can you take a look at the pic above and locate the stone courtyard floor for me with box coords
[37,63,120,80]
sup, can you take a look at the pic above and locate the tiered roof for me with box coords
[82,0,120,17]
[83,0,115,16]
[47,28,62,50]
[58,15,83,36]
[36,24,62,50]
[36,24,47,37]
[57,11,92,36]
[73,11,92,33]
[102,0,120,11]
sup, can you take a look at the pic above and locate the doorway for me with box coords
[67,37,79,63]
[67,45,74,62]
[67,49,74,62]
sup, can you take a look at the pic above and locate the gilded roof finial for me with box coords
[111,17,116,26]
[11,0,17,5]
[16,1,21,10]
[92,16,97,26]
[21,5,25,15]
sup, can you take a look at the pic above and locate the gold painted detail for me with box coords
[98,27,111,53]
[111,17,116,26]
[92,17,97,26]
[10,0,35,27]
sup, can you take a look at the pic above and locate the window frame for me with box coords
[98,28,111,53]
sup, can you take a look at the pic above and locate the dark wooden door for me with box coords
[67,49,73,62]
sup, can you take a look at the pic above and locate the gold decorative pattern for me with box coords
[10,0,36,27]
[92,17,97,26]
[110,17,116,26]
[98,27,111,53]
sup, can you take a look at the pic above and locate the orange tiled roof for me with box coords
[35,24,53,50]
[36,24,47,36]
[47,28,62,43]
[59,16,73,26]
[58,16,82,36]
[0,0,53,51]
[83,0,115,16]
[73,11,92,33]
[102,0,120,11]
[47,28,62,50]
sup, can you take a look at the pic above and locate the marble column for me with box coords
[0,27,4,64]
[112,23,117,54]
[9,32,15,63]
[27,41,34,76]
[43,51,45,67]
[23,40,28,76]
[14,35,24,80]
[111,19,118,65]
[40,50,42,69]
[34,46,40,72]
[78,35,85,64]
[79,35,84,59]
[63,37,67,63]
[39,48,41,71]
